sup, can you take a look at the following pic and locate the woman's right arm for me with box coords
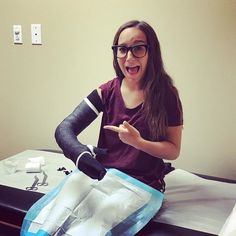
[55,89,107,180]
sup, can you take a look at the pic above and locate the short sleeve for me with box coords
[166,89,183,126]
[99,79,115,105]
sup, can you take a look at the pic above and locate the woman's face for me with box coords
[117,27,148,84]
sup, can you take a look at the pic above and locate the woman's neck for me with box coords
[121,78,144,109]
[122,77,142,91]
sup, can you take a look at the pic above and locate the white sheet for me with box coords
[0,150,76,193]
[219,203,236,236]
[154,169,236,235]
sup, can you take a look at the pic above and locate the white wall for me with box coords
[0,0,235,179]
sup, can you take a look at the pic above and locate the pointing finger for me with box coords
[103,125,121,133]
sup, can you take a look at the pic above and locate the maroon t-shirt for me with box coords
[96,77,182,190]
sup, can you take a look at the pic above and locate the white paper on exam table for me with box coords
[219,203,236,236]
[0,150,76,193]
[154,169,236,235]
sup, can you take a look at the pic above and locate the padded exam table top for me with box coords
[0,150,235,236]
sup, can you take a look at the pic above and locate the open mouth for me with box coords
[126,66,140,74]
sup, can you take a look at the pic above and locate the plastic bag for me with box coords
[21,169,163,236]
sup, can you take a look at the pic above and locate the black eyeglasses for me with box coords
[112,44,149,58]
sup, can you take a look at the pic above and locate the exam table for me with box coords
[0,184,216,236]
[0,150,235,236]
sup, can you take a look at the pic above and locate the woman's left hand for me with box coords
[104,121,141,148]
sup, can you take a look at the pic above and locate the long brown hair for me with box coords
[112,20,182,140]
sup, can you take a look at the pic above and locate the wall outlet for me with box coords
[31,24,42,45]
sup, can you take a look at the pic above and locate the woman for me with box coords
[55,20,183,192]
[21,20,183,236]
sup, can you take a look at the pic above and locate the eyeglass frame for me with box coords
[111,44,149,58]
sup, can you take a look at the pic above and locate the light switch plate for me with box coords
[13,25,23,44]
